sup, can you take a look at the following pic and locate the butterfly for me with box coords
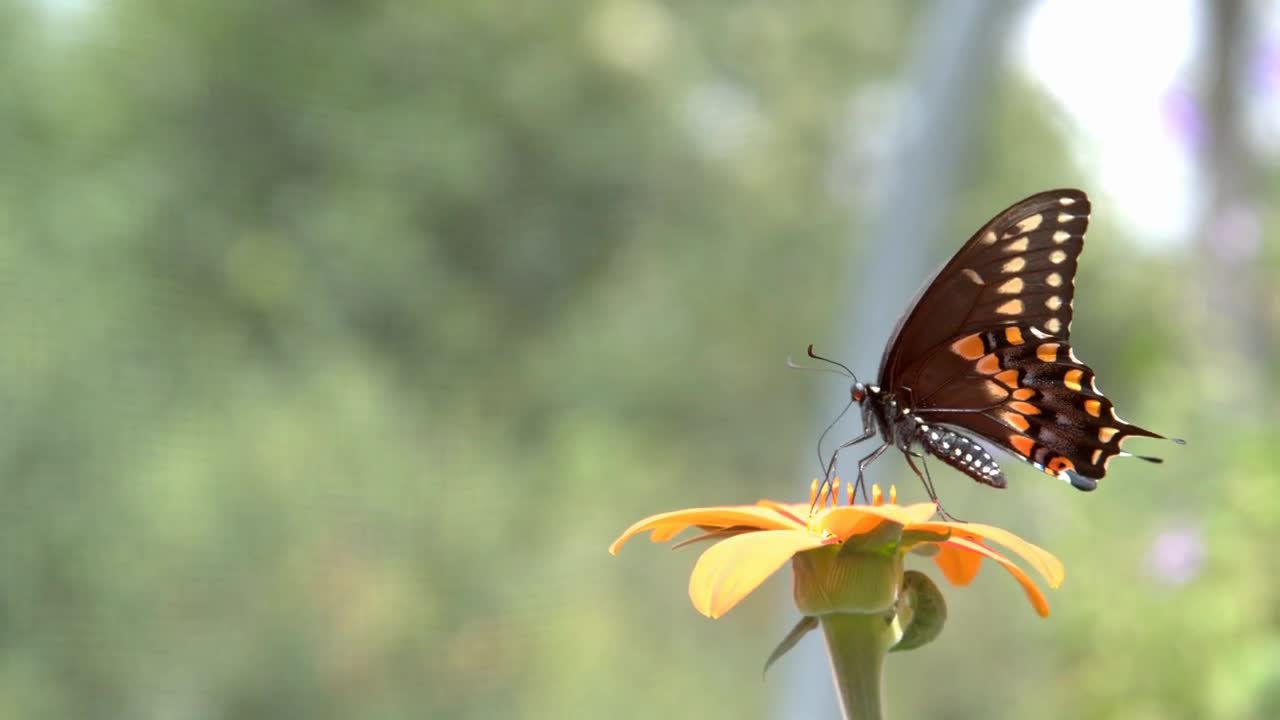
[814,189,1178,504]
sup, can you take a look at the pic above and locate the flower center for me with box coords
[805,479,901,536]
[809,477,898,510]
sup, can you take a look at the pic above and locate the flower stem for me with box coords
[820,612,894,720]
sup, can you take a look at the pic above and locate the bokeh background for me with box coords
[3,0,1278,718]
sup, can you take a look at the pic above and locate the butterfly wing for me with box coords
[878,189,1089,389]
[910,324,1164,489]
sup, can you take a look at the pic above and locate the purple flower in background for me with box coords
[1162,85,1206,155]
[1251,36,1280,98]
[1145,522,1206,587]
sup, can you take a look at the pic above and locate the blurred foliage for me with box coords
[0,1,1274,719]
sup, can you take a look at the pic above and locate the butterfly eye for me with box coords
[850,384,866,403]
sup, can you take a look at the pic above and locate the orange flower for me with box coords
[609,482,1063,619]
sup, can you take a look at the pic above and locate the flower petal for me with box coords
[609,505,803,555]
[819,502,938,540]
[943,537,1051,617]
[911,521,1064,588]
[932,540,984,586]
[689,530,825,618]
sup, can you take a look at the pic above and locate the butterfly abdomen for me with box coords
[919,426,1006,489]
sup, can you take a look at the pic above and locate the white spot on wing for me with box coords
[1016,215,1044,232]
[997,277,1023,294]
[1002,257,1026,273]
[996,299,1024,315]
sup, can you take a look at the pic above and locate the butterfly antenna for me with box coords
[806,345,859,384]
[785,356,851,378]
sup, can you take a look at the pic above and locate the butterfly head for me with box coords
[806,345,866,402]
[850,382,867,404]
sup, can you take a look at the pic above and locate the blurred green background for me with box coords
[3,0,1278,718]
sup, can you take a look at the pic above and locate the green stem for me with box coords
[820,612,894,720]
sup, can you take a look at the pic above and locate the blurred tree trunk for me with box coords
[1196,0,1265,414]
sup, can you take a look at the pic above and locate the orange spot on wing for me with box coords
[1047,457,1075,474]
[1064,369,1084,392]
[975,354,1001,374]
[1009,401,1041,415]
[950,334,985,360]
[1012,388,1035,401]
[1084,399,1102,417]
[1009,435,1035,457]
[1090,448,1103,465]
[1037,343,1059,362]
[994,369,1019,387]
[983,380,1009,400]
[999,411,1031,432]
[1098,427,1119,443]
[1004,326,1025,345]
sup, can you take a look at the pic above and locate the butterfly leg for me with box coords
[903,451,963,522]
[850,442,891,506]
[816,427,876,508]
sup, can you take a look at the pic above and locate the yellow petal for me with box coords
[819,502,938,540]
[609,505,803,555]
[932,540,984,585]
[911,521,1064,588]
[944,537,1050,617]
[689,530,825,619]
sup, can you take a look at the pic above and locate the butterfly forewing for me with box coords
[879,189,1089,389]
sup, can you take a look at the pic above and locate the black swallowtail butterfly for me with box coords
[817,189,1177,503]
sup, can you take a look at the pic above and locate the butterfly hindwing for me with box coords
[910,323,1163,489]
